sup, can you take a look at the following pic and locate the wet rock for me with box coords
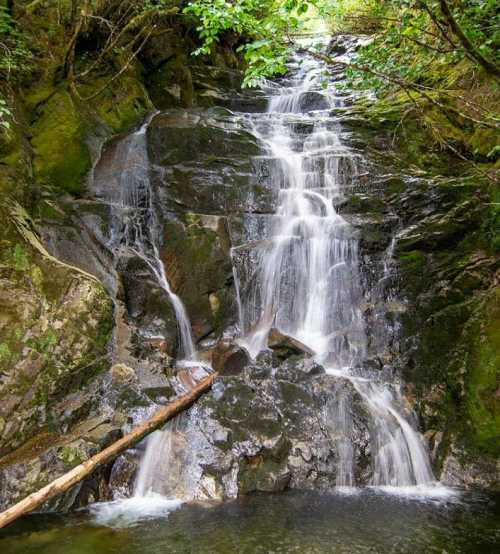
[108,452,139,499]
[327,34,362,57]
[441,442,499,490]
[181,352,372,499]
[147,109,272,215]
[268,328,314,360]
[160,213,235,340]
[297,91,330,112]
[212,341,251,376]
[118,253,178,355]
[275,357,326,382]
[142,386,175,404]
[0,432,117,512]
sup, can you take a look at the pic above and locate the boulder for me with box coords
[297,91,330,112]
[111,363,137,385]
[211,341,251,376]
[267,328,314,360]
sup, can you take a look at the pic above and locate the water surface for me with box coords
[1,490,498,553]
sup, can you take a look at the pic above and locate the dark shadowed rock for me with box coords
[297,91,330,112]
[108,452,139,499]
[160,213,235,341]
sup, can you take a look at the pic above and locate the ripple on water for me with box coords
[1,490,498,554]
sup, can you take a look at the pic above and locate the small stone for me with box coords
[209,292,220,315]
[111,363,137,384]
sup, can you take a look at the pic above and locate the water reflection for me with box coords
[1,490,498,554]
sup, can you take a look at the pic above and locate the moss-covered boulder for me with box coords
[0,205,113,456]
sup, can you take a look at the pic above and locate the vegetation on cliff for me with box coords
[185,0,499,468]
[187,1,499,178]
[0,0,498,499]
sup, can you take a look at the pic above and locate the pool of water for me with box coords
[1,490,499,553]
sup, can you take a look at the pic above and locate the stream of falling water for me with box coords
[89,117,202,524]
[236,49,437,490]
[93,43,443,526]
[116,118,197,363]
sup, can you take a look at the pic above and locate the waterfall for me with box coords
[116,121,207,502]
[87,116,202,521]
[101,116,197,362]
[236,50,436,488]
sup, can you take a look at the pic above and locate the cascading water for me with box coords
[92,42,441,528]
[89,117,203,523]
[93,116,197,362]
[236,48,436,489]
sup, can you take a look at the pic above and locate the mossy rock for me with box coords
[0,207,113,456]
[80,73,152,135]
[161,213,234,339]
[462,289,500,455]
[31,89,90,195]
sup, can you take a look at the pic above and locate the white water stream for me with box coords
[89,117,202,522]
[118,119,197,363]
[235,50,437,489]
[92,43,446,527]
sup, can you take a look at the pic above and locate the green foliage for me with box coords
[0,342,12,363]
[0,5,32,133]
[322,0,380,33]
[12,243,29,271]
[184,0,316,86]
[0,5,32,80]
[341,1,500,93]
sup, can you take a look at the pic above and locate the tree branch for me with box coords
[79,26,154,101]
[0,372,218,529]
[438,0,500,79]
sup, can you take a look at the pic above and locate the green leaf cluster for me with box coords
[184,0,316,86]
[0,5,32,81]
[340,1,500,93]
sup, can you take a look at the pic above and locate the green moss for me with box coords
[487,185,500,253]
[398,250,426,272]
[469,128,500,161]
[35,329,58,354]
[58,445,85,469]
[30,265,43,290]
[79,73,151,135]
[0,343,12,364]
[12,244,29,271]
[31,90,91,195]
[34,200,67,223]
[161,214,231,334]
[24,85,56,112]
[463,291,500,455]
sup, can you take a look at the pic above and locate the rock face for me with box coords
[0,7,252,511]
[170,352,371,499]
[0,29,498,516]
[211,342,251,376]
[160,214,235,341]
[0,209,114,458]
[267,328,315,360]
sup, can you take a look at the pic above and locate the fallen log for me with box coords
[0,372,218,529]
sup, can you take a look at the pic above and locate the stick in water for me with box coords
[0,372,218,529]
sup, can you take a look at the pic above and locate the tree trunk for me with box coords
[0,372,218,529]
[439,0,500,79]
